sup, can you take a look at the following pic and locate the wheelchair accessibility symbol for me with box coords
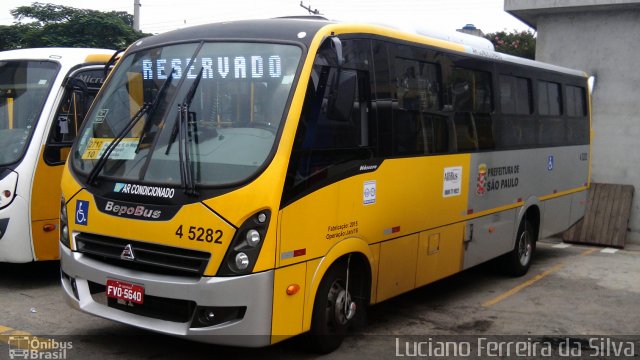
[75,200,89,225]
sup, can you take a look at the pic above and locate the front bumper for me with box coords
[60,244,274,347]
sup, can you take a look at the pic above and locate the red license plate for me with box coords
[106,279,144,304]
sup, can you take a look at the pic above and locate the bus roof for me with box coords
[129,17,586,78]
[0,47,115,65]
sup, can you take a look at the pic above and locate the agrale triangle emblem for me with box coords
[120,244,135,261]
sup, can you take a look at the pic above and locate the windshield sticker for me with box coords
[94,109,109,124]
[443,166,462,198]
[75,200,88,225]
[58,116,69,134]
[81,138,140,160]
[363,180,376,205]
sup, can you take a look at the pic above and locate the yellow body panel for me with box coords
[271,262,306,343]
[61,163,83,203]
[415,223,465,288]
[368,243,381,305]
[7,97,13,129]
[31,220,59,260]
[67,191,235,276]
[302,258,321,332]
[377,234,419,302]
[323,23,467,54]
[31,147,63,221]
[31,146,64,260]
[84,54,113,63]
[280,154,470,266]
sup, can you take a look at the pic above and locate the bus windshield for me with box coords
[72,42,301,187]
[0,61,58,166]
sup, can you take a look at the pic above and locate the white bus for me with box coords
[0,47,114,262]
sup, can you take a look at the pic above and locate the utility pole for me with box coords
[133,0,141,32]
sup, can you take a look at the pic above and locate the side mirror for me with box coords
[65,78,88,92]
[104,48,125,78]
[327,69,357,122]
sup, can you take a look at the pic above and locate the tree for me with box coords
[485,30,536,60]
[0,24,34,50]
[0,2,149,50]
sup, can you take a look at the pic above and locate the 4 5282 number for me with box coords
[175,225,223,244]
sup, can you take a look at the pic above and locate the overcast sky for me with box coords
[0,0,531,35]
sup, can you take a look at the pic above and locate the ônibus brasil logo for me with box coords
[7,335,72,359]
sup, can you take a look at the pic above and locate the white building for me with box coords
[505,0,640,241]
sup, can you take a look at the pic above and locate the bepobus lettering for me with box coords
[104,201,161,219]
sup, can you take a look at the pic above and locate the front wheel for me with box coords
[502,219,536,276]
[308,262,357,354]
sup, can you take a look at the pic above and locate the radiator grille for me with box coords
[76,233,210,277]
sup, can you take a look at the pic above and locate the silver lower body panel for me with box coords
[60,245,274,347]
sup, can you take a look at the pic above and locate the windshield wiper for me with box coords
[175,67,204,196]
[86,69,175,185]
[165,67,203,156]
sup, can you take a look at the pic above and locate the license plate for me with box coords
[106,279,144,304]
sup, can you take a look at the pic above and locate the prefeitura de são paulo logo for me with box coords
[476,163,487,196]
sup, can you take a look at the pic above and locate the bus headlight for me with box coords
[60,197,70,248]
[235,252,250,270]
[217,210,270,276]
[246,229,261,247]
[0,170,18,210]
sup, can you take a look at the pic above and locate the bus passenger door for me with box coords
[32,67,104,260]
[279,38,376,335]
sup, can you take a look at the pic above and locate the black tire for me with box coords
[308,262,355,354]
[503,219,536,277]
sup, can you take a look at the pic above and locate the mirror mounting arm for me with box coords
[330,36,344,67]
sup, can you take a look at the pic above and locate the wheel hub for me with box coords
[328,281,356,326]
[518,231,532,266]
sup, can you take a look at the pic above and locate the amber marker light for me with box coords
[286,284,300,296]
[2,190,11,198]
[43,224,57,232]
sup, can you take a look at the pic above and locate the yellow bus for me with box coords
[0,47,114,262]
[60,18,590,353]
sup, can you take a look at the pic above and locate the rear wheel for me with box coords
[503,219,536,276]
[308,262,357,354]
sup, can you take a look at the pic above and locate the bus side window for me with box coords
[45,69,102,165]
[393,57,444,156]
[283,38,375,202]
[537,80,564,146]
[565,85,589,145]
[44,90,86,164]
[450,68,494,152]
[497,75,534,149]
